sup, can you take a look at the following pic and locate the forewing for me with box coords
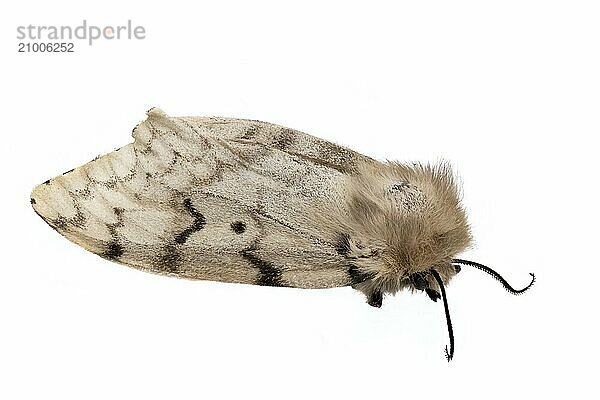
[31,108,372,288]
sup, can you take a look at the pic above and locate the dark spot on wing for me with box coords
[30,198,36,205]
[71,210,87,228]
[107,207,125,237]
[335,233,351,256]
[348,263,373,285]
[241,125,260,140]
[241,245,285,287]
[53,216,68,230]
[157,244,181,273]
[62,168,74,176]
[104,242,124,260]
[273,128,296,150]
[175,198,206,244]
[43,179,50,185]
[231,221,246,234]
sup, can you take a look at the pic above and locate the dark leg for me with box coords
[367,289,383,308]
[426,288,441,302]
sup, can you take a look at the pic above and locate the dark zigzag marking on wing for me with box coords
[175,198,206,244]
[241,244,285,287]
[103,207,125,260]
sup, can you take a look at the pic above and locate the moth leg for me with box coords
[352,281,383,308]
[425,288,441,302]
[366,289,383,308]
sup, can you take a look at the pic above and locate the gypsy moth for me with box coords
[31,108,534,360]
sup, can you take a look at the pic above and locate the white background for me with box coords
[1,1,599,399]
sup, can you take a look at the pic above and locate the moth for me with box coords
[31,108,534,360]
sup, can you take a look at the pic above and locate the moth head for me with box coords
[345,162,472,292]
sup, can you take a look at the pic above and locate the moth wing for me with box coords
[179,114,375,175]
[31,108,372,288]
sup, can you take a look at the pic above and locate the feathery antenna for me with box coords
[452,259,535,295]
